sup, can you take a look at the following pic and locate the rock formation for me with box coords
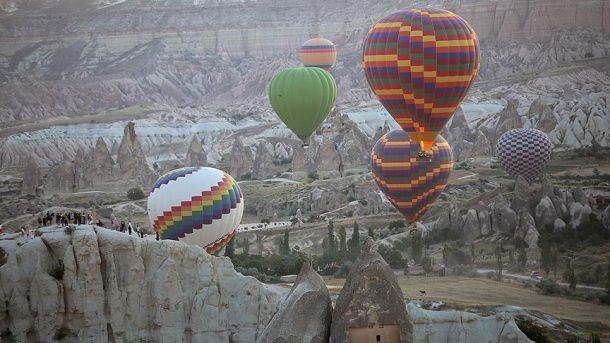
[409,304,532,343]
[330,237,412,343]
[0,226,285,342]
[117,122,155,185]
[224,137,254,180]
[184,136,207,167]
[257,263,332,343]
[252,141,276,180]
[602,205,610,230]
[462,209,481,242]
[490,194,518,234]
[82,137,115,187]
[21,157,40,195]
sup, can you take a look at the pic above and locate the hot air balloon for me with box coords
[268,67,337,145]
[371,130,453,223]
[363,8,480,153]
[147,167,244,254]
[496,128,552,184]
[300,38,337,70]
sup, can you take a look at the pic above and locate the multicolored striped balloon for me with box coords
[371,130,453,223]
[147,167,244,254]
[300,38,337,70]
[363,8,480,152]
[496,128,553,184]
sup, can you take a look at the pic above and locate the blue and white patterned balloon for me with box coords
[496,128,553,183]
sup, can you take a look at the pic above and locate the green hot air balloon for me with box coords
[268,67,337,145]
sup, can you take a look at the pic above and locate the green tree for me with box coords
[242,237,250,255]
[508,249,515,266]
[422,253,432,274]
[367,227,375,239]
[551,246,559,277]
[540,241,552,276]
[564,259,576,292]
[442,244,448,266]
[126,187,145,201]
[606,256,610,293]
[410,234,423,264]
[224,237,235,259]
[349,222,361,258]
[327,220,337,257]
[470,242,475,261]
[256,233,264,256]
[281,229,290,255]
[339,226,347,253]
[495,243,503,281]
[517,244,527,272]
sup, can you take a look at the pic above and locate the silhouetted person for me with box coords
[120,221,126,233]
[156,232,159,241]
[127,221,133,235]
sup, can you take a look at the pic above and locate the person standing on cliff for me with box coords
[127,221,133,235]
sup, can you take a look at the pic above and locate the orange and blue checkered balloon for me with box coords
[371,130,453,223]
[147,167,244,254]
[363,8,480,151]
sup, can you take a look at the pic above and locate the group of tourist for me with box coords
[0,214,160,242]
[38,211,94,227]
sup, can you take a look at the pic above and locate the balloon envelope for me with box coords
[371,130,453,223]
[363,8,480,151]
[300,38,337,70]
[147,167,244,254]
[268,67,337,143]
[496,128,553,183]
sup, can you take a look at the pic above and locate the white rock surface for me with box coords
[409,304,532,343]
[0,226,285,342]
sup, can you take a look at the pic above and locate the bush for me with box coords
[308,172,319,180]
[49,260,65,281]
[536,279,562,295]
[378,244,405,269]
[64,225,75,235]
[126,187,145,200]
[451,264,477,277]
[388,220,406,230]
[0,247,7,267]
[515,318,552,343]
[333,261,352,278]
[235,267,281,283]
[240,172,252,181]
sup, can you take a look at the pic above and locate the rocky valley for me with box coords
[1,0,610,342]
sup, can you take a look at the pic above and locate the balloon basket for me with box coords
[416,151,432,162]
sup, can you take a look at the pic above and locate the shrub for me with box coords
[378,244,406,269]
[333,261,352,278]
[64,225,75,235]
[49,260,65,281]
[240,172,252,181]
[451,264,477,277]
[0,247,7,267]
[536,279,562,295]
[307,172,319,180]
[126,187,145,200]
[388,220,406,230]
[235,266,281,283]
[515,318,552,343]
[53,327,72,340]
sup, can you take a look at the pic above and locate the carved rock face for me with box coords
[330,237,413,343]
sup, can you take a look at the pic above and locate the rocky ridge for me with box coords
[0,226,286,342]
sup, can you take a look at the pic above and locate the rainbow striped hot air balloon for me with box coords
[371,130,453,223]
[147,167,244,254]
[300,38,337,70]
[363,8,480,152]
